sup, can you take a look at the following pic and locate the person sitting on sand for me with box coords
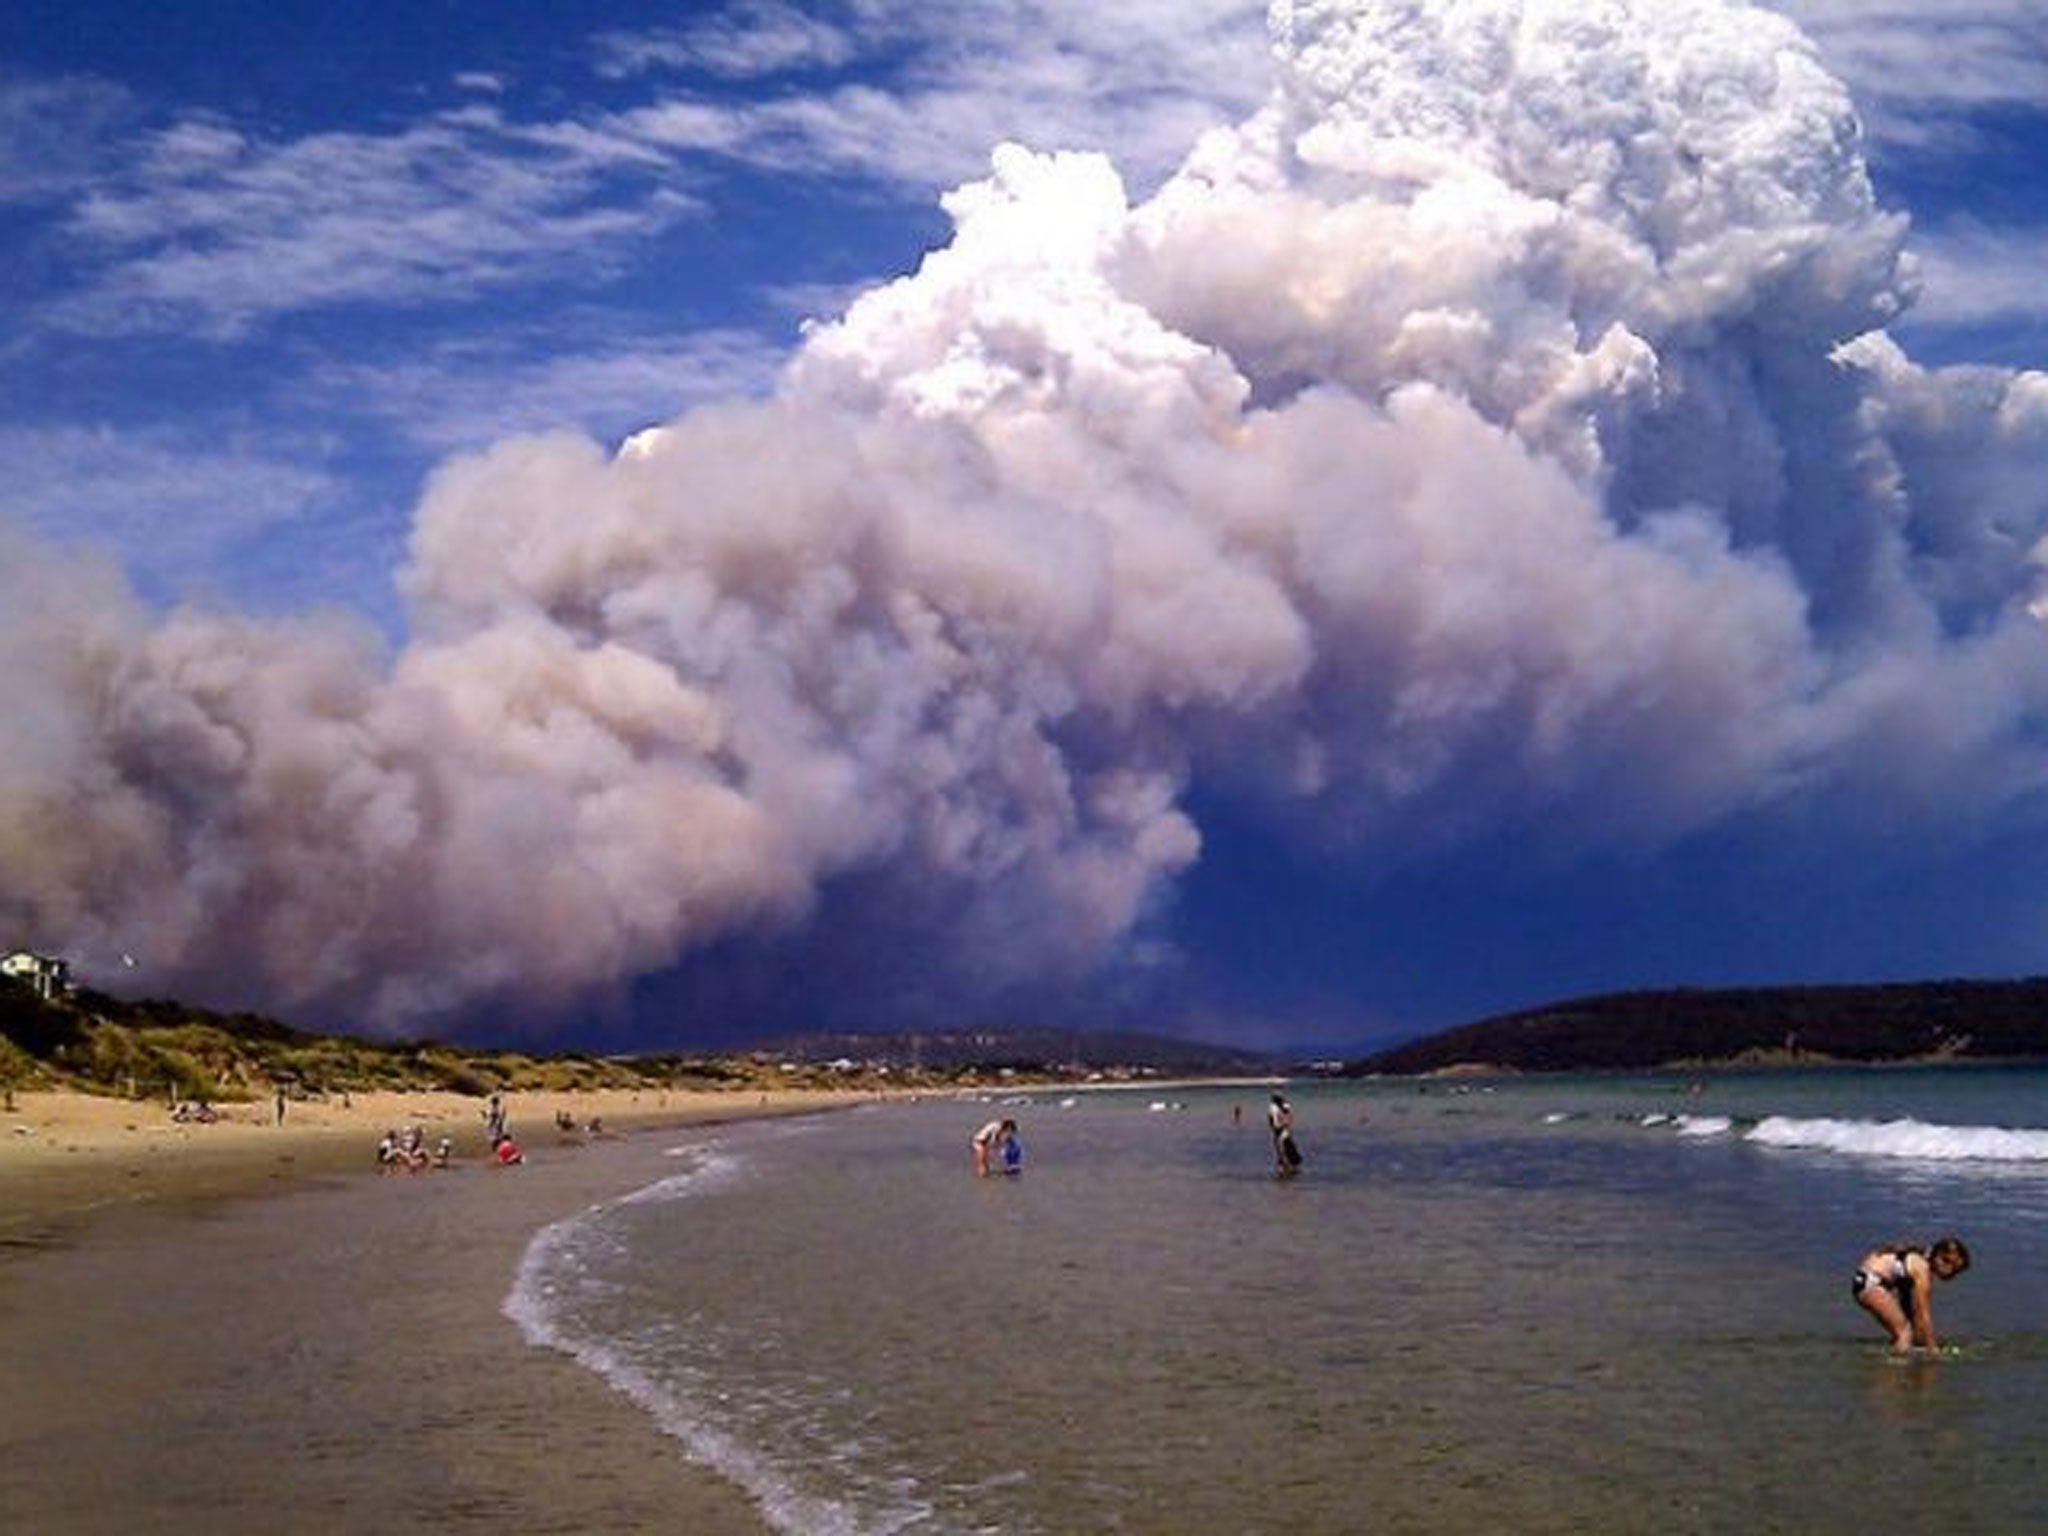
[971,1118,1015,1177]
[398,1125,429,1172]
[493,1133,525,1166]
[1851,1236,1970,1353]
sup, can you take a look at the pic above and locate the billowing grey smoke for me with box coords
[5,0,2046,1033]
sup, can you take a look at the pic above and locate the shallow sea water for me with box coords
[510,1068,2048,1534]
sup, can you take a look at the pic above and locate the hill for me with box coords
[754,1026,1276,1077]
[0,976,1271,1104]
[1345,978,2048,1076]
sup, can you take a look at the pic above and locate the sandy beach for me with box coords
[0,1085,878,1534]
[0,1085,863,1239]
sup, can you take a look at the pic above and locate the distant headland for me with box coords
[1343,978,2048,1076]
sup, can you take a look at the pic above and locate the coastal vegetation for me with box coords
[0,979,796,1103]
[0,977,1263,1104]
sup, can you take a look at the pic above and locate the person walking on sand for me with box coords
[971,1117,1016,1177]
[1851,1236,1970,1353]
[1267,1091,1302,1176]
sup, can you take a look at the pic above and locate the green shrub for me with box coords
[145,1044,224,1103]
[0,1033,46,1088]
[0,988,86,1058]
[80,1022,153,1086]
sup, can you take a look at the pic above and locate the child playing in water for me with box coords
[1850,1236,1970,1353]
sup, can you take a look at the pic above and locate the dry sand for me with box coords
[0,1085,880,1534]
[0,1085,839,1238]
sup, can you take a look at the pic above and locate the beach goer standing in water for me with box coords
[1851,1237,1970,1353]
[1267,1092,1302,1176]
[971,1118,1016,1177]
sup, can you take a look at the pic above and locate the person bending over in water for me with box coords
[1851,1237,1970,1353]
[971,1118,1016,1178]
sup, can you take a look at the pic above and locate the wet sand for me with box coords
[0,1088,873,1534]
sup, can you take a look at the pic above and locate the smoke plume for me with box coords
[6,0,2046,1034]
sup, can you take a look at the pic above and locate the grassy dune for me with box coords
[0,978,888,1106]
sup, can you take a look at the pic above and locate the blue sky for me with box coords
[4,1,2048,1051]
[1,0,1271,619]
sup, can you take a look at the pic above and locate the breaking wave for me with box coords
[1743,1116,2048,1163]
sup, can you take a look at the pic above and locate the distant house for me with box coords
[1,950,70,1003]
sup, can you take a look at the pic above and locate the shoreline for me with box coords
[0,1085,882,1535]
[0,1084,862,1242]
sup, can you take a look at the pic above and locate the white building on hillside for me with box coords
[1,950,71,1002]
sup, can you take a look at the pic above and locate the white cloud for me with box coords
[21,1,1265,345]
[1767,1,2048,155]
[594,2,862,80]
[1754,3,2048,356]
[47,106,702,337]
[0,424,341,598]
[1901,222,2048,331]
[0,73,133,203]
[19,0,2042,357]
[328,327,789,453]
[769,277,890,329]
[605,0,1269,195]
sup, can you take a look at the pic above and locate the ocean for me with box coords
[507,1069,2048,1534]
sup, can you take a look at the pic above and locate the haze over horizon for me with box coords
[4,0,2047,1053]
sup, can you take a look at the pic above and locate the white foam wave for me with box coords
[1675,1115,1733,1138]
[1745,1116,2048,1163]
[504,1147,923,1535]
[618,1146,746,1205]
[503,1144,735,1349]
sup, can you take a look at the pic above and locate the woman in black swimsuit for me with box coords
[1850,1237,1970,1353]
